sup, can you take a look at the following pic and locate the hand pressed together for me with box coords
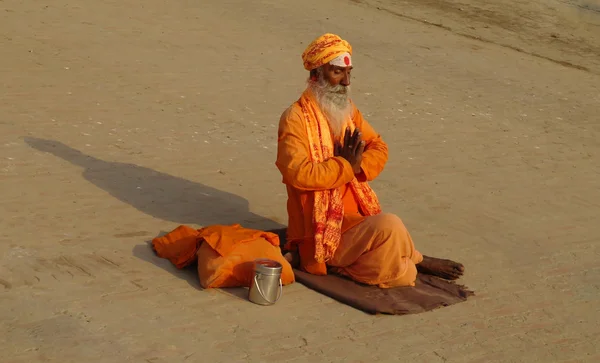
[335,126,365,174]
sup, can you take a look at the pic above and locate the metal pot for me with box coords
[248,259,282,306]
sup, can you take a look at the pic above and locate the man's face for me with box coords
[321,63,352,88]
[309,63,354,138]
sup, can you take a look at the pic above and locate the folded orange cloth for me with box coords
[152,224,295,289]
[152,225,201,269]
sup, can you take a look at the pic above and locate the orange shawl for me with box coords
[298,90,381,263]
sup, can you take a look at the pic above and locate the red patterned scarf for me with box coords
[298,89,381,263]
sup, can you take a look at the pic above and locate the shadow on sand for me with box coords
[24,137,285,291]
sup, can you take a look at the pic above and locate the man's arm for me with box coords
[276,106,355,191]
[353,106,389,181]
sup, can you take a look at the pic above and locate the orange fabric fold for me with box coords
[152,224,295,289]
[152,225,201,269]
[298,90,382,264]
[198,224,280,257]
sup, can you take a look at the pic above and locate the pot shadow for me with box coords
[24,137,287,291]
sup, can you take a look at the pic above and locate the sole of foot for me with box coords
[417,255,465,280]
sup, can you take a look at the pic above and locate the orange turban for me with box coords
[302,33,353,71]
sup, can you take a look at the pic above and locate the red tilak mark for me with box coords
[344,56,350,65]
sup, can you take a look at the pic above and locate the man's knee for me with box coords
[379,259,418,288]
[373,213,406,232]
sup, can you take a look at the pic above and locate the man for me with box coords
[276,33,464,287]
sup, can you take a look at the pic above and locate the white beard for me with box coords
[309,76,352,139]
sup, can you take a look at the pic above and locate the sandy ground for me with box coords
[1,0,599,362]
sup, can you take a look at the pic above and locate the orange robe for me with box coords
[331,213,423,287]
[276,101,423,287]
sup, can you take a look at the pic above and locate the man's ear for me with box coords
[310,69,318,81]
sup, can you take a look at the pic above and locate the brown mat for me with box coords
[293,269,474,315]
[267,227,474,315]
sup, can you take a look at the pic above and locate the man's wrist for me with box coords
[354,166,367,181]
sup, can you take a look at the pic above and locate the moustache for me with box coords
[327,85,349,94]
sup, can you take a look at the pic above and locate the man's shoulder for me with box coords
[279,102,304,127]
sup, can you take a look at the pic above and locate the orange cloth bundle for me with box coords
[152,225,201,268]
[152,224,295,289]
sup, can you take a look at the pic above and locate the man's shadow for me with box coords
[24,137,287,291]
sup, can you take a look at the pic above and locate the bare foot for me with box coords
[417,255,464,280]
[283,251,300,268]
